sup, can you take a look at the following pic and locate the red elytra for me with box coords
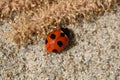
[45,28,70,53]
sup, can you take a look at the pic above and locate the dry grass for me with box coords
[0,0,118,46]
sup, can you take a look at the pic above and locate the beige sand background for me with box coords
[0,3,120,80]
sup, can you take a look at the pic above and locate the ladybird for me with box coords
[45,28,71,53]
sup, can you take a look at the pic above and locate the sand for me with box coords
[0,5,120,80]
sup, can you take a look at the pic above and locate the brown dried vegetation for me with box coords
[0,0,118,46]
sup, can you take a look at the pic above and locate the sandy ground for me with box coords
[0,6,120,80]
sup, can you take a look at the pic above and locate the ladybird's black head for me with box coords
[61,28,70,38]
[60,27,76,52]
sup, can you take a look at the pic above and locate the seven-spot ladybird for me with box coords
[45,28,70,53]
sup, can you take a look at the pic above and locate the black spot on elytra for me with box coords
[60,33,65,37]
[50,34,56,39]
[57,41,63,47]
[45,39,48,44]
[52,49,58,53]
